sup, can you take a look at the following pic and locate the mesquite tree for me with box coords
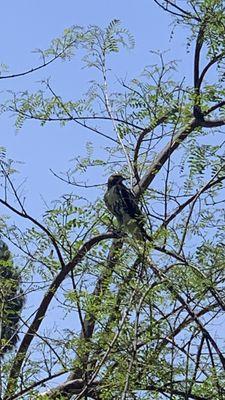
[1,1,225,399]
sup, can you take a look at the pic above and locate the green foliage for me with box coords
[2,4,225,400]
[0,240,24,357]
[188,143,219,177]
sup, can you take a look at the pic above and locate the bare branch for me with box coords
[152,0,199,20]
[164,175,225,227]
[0,197,65,268]
[0,39,78,80]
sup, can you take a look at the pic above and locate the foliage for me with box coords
[1,3,225,400]
[0,240,24,358]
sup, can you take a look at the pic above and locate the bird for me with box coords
[104,174,151,241]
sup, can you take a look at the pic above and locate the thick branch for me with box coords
[193,22,207,119]
[40,379,99,400]
[145,383,210,400]
[133,114,225,198]
[133,118,198,197]
[205,101,225,115]
[194,24,206,91]
[199,117,225,127]
[133,113,171,182]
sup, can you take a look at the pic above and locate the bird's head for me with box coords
[107,174,126,189]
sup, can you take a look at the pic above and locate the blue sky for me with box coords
[0,0,191,218]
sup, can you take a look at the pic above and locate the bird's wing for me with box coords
[118,185,149,240]
[117,185,144,219]
[104,186,135,223]
[104,188,122,219]
[104,190,114,214]
[104,184,145,223]
[104,184,149,240]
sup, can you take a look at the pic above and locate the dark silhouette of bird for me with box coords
[104,174,151,241]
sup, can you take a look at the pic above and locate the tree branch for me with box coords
[0,198,65,268]
[4,232,118,400]
[133,118,198,197]
[163,175,225,227]
[0,39,78,80]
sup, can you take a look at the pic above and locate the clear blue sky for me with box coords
[0,0,190,217]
